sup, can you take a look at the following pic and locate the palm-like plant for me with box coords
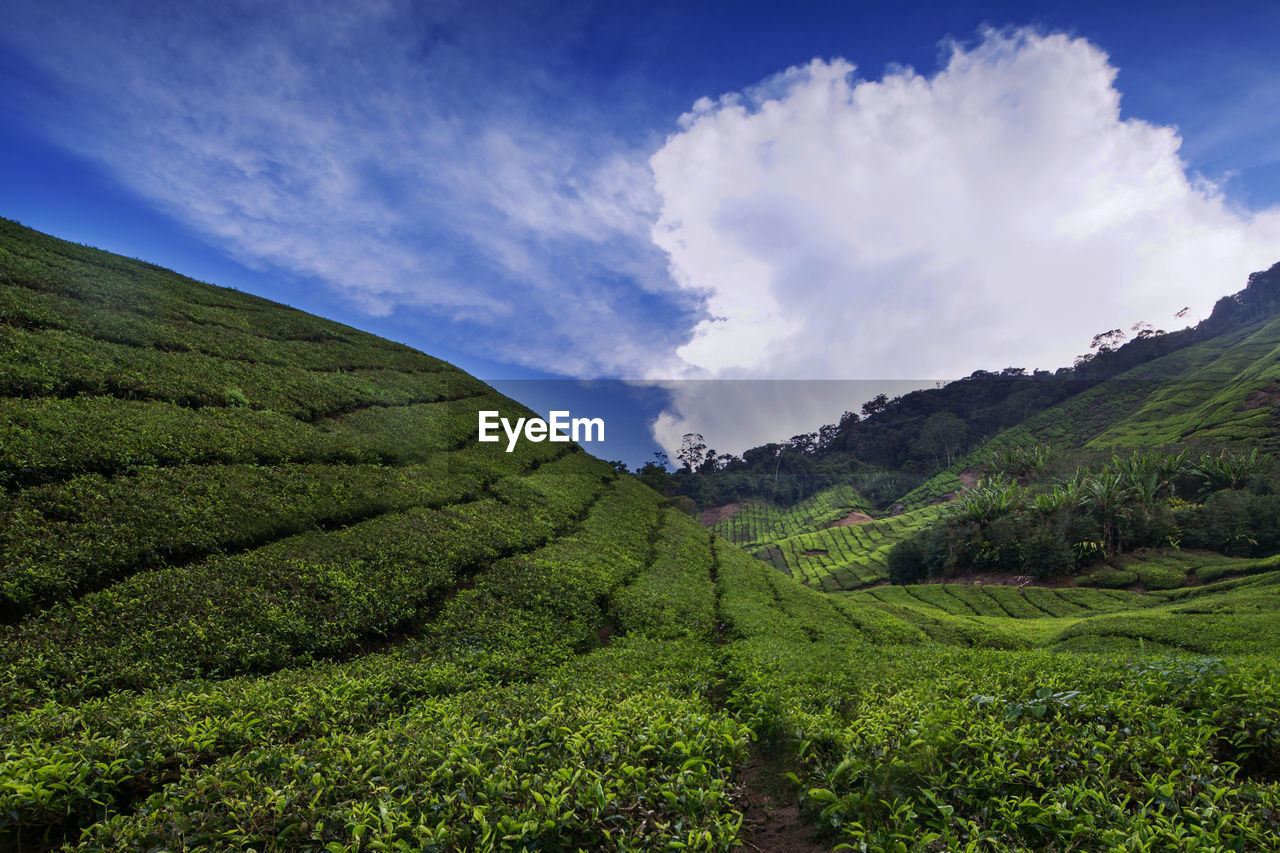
[948,475,1025,528]
[1031,474,1086,515]
[1191,449,1269,494]
[1110,449,1189,509]
[1077,471,1133,557]
[984,443,1059,480]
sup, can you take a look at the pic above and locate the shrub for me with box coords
[887,535,927,585]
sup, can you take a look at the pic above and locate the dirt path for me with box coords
[734,750,829,853]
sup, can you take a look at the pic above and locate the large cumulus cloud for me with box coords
[646,29,1280,454]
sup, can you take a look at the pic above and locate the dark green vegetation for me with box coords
[889,448,1280,585]
[2,219,1279,851]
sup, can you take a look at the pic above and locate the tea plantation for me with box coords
[708,485,870,550]
[2,219,1278,851]
[750,506,944,592]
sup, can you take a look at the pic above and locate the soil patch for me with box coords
[595,622,615,647]
[829,510,874,527]
[1243,383,1280,410]
[958,467,982,489]
[803,549,828,557]
[701,501,748,527]
[734,751,828,853]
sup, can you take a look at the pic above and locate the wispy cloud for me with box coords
[3,0,691,375]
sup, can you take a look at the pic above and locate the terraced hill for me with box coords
[705,485,941,593]
[706,306,1280,590]
[2,219,1279,852]
[706,484,870,549]
[752,505,943,591]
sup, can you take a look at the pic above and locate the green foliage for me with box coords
[1192,448,1270,492]
[981,442,1060,480]
[947,474,1025,527]
[891,447,1280,586]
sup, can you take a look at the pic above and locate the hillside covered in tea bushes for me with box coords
[685,258,1280,598]
[2,219,1279,852]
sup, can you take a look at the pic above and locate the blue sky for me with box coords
[3,0,1279,465]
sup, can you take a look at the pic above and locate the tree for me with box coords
[715,453,740,471]
[742,443,781,466]
[1079,472,1132,558]
[817,422,839,452]
[1130,321,1165,341]
[677,433,707,471]
[861,394,890,418]
[918,412,967,467]
[1089,328,1127,353]
[635,462,670,495]
[788,432,818,455]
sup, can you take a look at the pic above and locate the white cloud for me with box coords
[646,28,1280,455]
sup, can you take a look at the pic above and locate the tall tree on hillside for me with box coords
[789,432,818,455]
[817,422,840,451]
[1090,328,1127,353]
[677,433,708,471]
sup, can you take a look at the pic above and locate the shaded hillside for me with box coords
[701,281,1280,597]
[898,310,1280,512]
[1,220,1278,852]
[671,260,1280,512]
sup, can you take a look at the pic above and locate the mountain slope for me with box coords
[896,311,1280,512]
[1,220,1278,852]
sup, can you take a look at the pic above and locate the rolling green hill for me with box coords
[703,278,1280,598]
[705,485,944,593]
[2,219,1279,852]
